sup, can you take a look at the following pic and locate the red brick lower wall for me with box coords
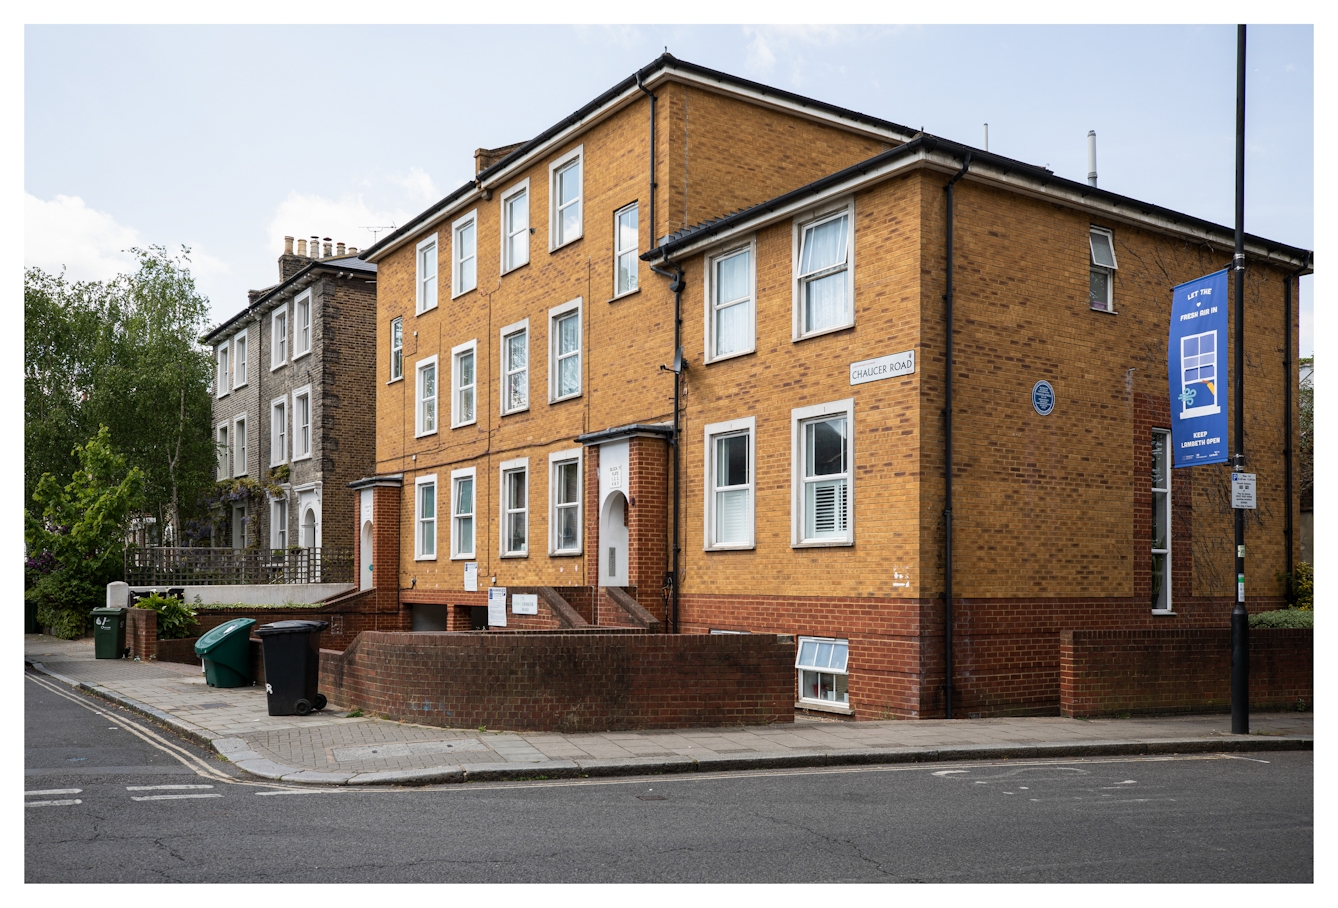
[318,631,796,732]
[1060,628,1313,717]
[126,607,156,660]
[191,599,410,652]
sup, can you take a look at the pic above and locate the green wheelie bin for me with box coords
[193,617,257,688]
[92,607,129,659]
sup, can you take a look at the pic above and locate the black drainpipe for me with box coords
[1283,267,1303,583]
[943,152,971,719]
[635,72,657,251]
[650,258,685,634]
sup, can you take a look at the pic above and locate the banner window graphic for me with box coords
[1168,269,1229,467]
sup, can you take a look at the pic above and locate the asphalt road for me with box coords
[25,670,1313,883]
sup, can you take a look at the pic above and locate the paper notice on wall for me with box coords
[464,562,478,591]
[487,587,507,627]
[512,593,538,615]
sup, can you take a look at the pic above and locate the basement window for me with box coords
[796,636,849,707]
[1089,226,1118,312]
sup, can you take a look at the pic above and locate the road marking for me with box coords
[932,770,969,777]
[27,799,83,807]
[255,789,336,796]
[125,784,214,791]
[26,788,82,796]
[131,793,224,801]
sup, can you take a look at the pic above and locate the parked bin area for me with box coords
[92,607,129,659]
[194,617,256,688]
[256,620,329,716]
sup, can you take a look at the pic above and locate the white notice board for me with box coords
[487,587,507,627]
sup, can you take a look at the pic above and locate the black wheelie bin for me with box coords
[256,620,330,716]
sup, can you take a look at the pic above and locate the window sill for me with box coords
[705,543,755,553]
[292,453,313,463]
[549,234,583,254]
[415,305,439,317]
[795,699,853,716]
[501,407,530,418]
[387,376,403,385]
[1089,305,1118,315]
[451,419,478,430]
[233,381,248,390]
[270,362,287,372]
[449,553,476,561]
[269,460,287,469]
[451,287,477,301]
[793,321,854,344]
[414,554,438,562]
[415,429,439,439]
[792,539,854,549]
[1151,609,1177,616]
[704,347,756,366]
[292,349,312,362]
[500,552,528,559]
[549,549,582,558]
[548,392,582,405]
[501,261,530,277]
[608,287,640,304]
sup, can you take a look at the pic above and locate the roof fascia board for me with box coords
[203,259,370,343]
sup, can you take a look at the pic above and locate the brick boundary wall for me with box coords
[1060,628,1313,717]
[318,631,796,732]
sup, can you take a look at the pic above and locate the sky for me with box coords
[23,23,1314,353]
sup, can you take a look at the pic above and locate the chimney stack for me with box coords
[1087,130,1098,188]
[284,236,294,255]
[336,241,346,256]
[323,237,333,258]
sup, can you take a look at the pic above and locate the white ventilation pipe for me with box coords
[1087,130,1098,187]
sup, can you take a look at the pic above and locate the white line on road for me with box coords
[125,784,215,791]
[27,799,83,807]
[131,793,224,801]
[255,789,337,796]
[26,788,83,796]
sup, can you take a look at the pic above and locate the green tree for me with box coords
[26,428,144,638]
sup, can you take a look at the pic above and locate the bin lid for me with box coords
[194,618,258,655]
[92,607,128,616]
[255,619,330,637]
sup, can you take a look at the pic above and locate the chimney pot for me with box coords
[284,236,294,255]
[337,242,346,256]
[323,238,332,258]
[311,236,320,258]
[348,247,358,254]
[297,238,308,256]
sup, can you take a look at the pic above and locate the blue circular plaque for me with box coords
[1031,380,1055,416]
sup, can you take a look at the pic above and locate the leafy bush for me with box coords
[1249,609,1313,629]
[135,593,197,639]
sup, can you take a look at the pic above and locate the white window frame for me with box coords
[269,494,288,551]
[791,398,855,547]
[233,330,248,388]
[231,503,249,550]
[416,355,439,438]
[451,339,478,429]
[415,474,438,561]
[1151,428,1173,614]
[270,397,288,466]
[499,458,529,558]
[548,298,583,403]
[792,198,856,341]
[548,448,584,556]
[450,467,477,560]
[416,233,439,315]
[293,289,313,359]
[451,209,478,298]
[232,413,248,478]
[216,341,230,398]
[270,304,289,370]
[613,201,640,299]
[548,145,584,251]
[1089,225,1118,313]
[703,416,756,551]
[292,385,313,461]
[704,238,757,363]
[500,318,530,416]
[795,635,851,711]
[215,423,230,480]
[389,316,403,382]
[500,178,531,274]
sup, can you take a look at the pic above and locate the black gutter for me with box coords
[202,257,377,344]
[1284,268,1301,584]
[943,152,971,721]
[649,258,685,635]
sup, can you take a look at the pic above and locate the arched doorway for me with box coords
[302,507,318,582]
[599,491,629,587]
[360,519,374,591]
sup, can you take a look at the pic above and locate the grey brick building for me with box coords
[204,236,378,568]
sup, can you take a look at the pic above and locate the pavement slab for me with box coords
[27,633,1313,788]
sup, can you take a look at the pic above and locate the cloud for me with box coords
[574,25,644,50]
[390,166,440,204]
[266,190,413,256]
[25,193,142,280]
[742,25,897,86]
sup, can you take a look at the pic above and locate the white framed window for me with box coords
[549,145,583,250]
[549,298,582,402]
[233,415,248,477]
[500,319,529,415]
[500,458,528,557]
[415,474,438,560]
[1089,226,1118,313]
[416,355,439,437]
[1151,429,1172,613]
[270,496,288,550]
[270,398,287,466]
[294,290,312,358]
[233,331,248,388]
[792,398,854,546]
[705,241,755,362]
[216,424,229,480]
[452,209,478,297]
[704,417,755,550]
[450,467,476,560]
[549,449,583,556]
[271,305,289,370]
[796,636,850,707]
[451,340,477,428]
[500,179,530,273]
[416,233,439,314]
[231,503,248,550]
[216,342,230,397]
[292,386,312,460]
[614,202,639,298]
[794,201,855,340]
[389,317,403,382]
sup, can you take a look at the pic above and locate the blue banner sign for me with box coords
[1168,269,1229,467]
